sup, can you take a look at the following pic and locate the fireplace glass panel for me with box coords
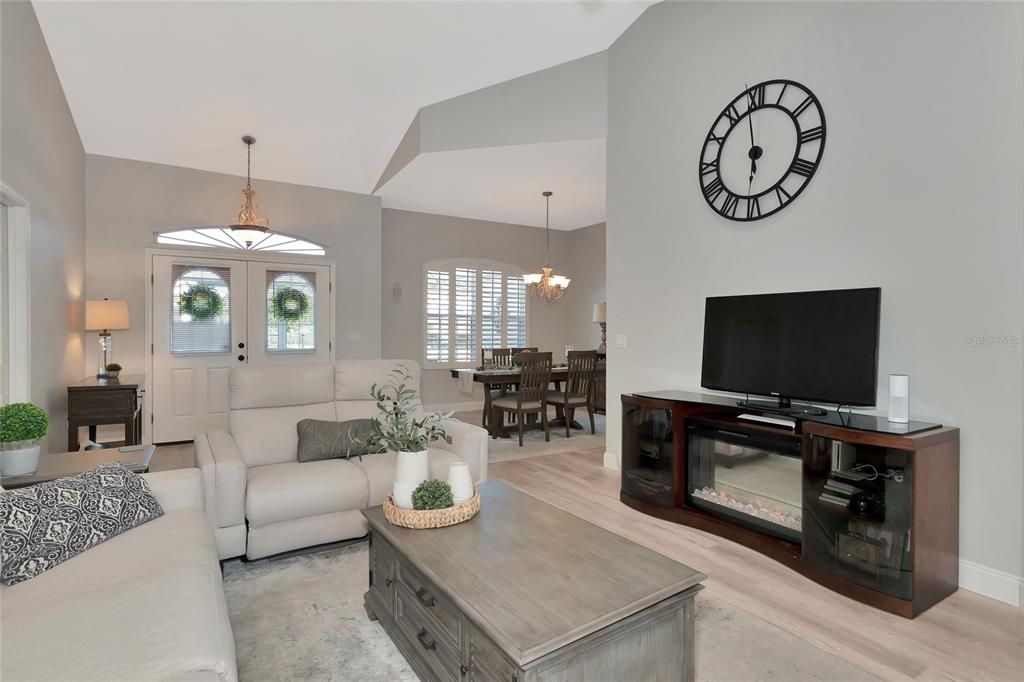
[686,422,802,543]
[621,404,675,507]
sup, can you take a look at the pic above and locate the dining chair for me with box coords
[479,347,514,430]
[490,351,552,447]
[547,350,598,438]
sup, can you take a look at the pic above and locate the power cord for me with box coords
[851,463,905,483]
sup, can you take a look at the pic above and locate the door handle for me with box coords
[238,342,245,349]
[237,355,246,362]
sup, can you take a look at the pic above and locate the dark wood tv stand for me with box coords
[620,391,960,618]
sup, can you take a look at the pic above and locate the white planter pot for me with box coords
[2,440,42,477]
[393,450,429,509]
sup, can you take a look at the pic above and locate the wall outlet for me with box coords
[615,334,627,349]
[347,332,362,343]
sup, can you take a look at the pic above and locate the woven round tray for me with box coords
[383,490,481,529]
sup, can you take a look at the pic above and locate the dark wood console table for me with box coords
[620,390,959,618]
[67,376,144,451]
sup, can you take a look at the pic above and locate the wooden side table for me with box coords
[67,375,144,451]
[0,445,155,489]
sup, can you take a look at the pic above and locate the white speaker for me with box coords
[888,374,909,423]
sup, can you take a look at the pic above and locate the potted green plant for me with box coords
[105,362,122,379]
[0,402,49,476]
[362,367,452,509]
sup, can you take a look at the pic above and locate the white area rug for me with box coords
[223,543,880,682]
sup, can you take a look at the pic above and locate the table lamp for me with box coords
[593,302,607,353]
[85,298,129,378]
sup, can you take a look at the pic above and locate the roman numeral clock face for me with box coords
[699,80,826,221]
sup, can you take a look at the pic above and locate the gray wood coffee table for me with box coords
[363,481,705,681]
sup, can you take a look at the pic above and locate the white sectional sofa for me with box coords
[0,468,237,682]
[196,359,488,560]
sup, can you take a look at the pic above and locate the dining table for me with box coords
[449,366,583,438]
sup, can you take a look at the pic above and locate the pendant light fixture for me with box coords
[227,135,270,247]
[523,191,571,301]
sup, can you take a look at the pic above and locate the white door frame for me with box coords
[0,183,32,403]
[145,246,336,444]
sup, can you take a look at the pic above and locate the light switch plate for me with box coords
[347,332,362,343]
[615,334,627,349]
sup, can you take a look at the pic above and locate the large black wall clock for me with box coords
[699,79,825,221]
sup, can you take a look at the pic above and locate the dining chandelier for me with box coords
[523,191,571,301]
[227,135,271,247]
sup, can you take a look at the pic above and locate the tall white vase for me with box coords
[393,450,429,509]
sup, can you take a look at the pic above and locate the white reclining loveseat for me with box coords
[195,359,488,560]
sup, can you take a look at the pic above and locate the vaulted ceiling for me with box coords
[34,1,652,227]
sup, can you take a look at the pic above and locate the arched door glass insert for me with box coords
[266,271,316,352]
[171,267,231,353]
[155,228,326,256]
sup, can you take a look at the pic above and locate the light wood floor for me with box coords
[491,449,1024,682]
[151,440,1023,681]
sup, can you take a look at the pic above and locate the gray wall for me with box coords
[84,155,382,378]
[381,208,605,408]
[1,0,87,453]
[606,2,1024,593]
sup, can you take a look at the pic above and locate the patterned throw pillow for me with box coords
[0,463,164,586]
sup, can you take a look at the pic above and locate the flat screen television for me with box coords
[701,287,881,408]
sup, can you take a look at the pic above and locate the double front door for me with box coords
[150,253,333,443]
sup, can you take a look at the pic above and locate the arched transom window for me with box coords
[156,228,326,255]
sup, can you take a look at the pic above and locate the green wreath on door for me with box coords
[271,287,310,322]
[178,284,224,321]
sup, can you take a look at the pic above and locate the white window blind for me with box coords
[481,269,503,350]
[425,269,450,363]
[423,262,529,366]
[171,266,231,354]
[505,275,527,348]
[266,271,316,352]
[453,267,477,363]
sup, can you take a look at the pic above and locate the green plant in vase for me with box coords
[0,402,49,477]
[413,480,454,510]
[358,366,453,509]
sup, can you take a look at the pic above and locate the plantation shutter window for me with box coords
[454,267,478,363]
[425,269,450,363]
[505,275,527,349]
[423,261,529,366]
[480,269,503,351]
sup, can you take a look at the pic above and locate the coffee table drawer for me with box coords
[395,582,461,682]
[396,560,461,647]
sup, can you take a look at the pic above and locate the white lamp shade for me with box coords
[593,302,607,323]
[85,299,130,331]
[522,272,543,285]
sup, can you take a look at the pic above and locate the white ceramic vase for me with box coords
[447,462,474,505]
[393,450,429,509]
[1,439,41,477]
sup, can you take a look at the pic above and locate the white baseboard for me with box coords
[426,401,483,414]
[959,559,1023,607]
[603,450,620,471]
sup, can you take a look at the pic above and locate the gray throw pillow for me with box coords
[297,418,380,463]
[0,462,165,586]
